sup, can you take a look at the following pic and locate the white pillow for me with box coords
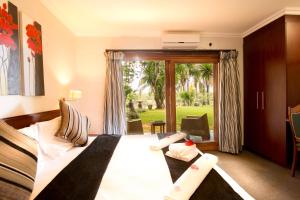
[18,124,39,141]
[18,124,46,164]
[37,117,74,160]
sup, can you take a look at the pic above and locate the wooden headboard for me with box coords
[2,110,61,129]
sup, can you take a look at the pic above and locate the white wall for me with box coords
[71,37,111,133]
[0,0,243,136]
[73,36,244,133]
[0,0,76,118]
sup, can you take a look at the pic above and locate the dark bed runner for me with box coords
[158,133,243,200]
[35,135,121,200]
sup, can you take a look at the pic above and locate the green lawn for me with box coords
[138,105,214,133]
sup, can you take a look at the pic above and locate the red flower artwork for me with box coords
[0,3,18,50]
[26,24,42,56]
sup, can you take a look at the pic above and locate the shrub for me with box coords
[180,91,195,106]
[127,111,140,120]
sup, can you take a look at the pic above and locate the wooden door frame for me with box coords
[122,50,220,150]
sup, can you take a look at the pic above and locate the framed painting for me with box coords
[0,1,20,95]
[21,13,44,96]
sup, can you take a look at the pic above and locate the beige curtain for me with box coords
[219,51,242,154]
[103,51,126,135]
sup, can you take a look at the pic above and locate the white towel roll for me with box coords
[165,149,199,162]
[169,143,197,156]
[164,153,218,200]
[150,132,187,151]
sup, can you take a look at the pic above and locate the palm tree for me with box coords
[189,64,201,96]
[186,63,195,90]
[199,64,213,105]
[123,62,136,100]
[198,81,206,105]
[140,61,165,109]
[175,64,189,92]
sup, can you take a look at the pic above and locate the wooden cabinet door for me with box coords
[244,36,255,150]
[244,34,264,153]
[262,17,286,165]
[286,16,300,108]
[285,15,300,165]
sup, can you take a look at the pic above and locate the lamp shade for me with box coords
[69,90,82,100]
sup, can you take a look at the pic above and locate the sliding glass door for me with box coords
[122,60,166,134]
[121,51,219,146]
[174,63,215,142]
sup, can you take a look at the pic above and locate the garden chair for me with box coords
[180,113,210,140]
[127,119,144,135]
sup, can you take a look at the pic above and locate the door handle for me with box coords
[256,92,259,110]
[261,91,264,110]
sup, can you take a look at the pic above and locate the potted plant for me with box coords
[138,101,143,109]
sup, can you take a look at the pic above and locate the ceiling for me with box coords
[40,0,300,37]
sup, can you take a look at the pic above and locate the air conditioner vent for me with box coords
[161,32,200,49]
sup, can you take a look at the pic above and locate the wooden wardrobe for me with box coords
[244,15,300,166]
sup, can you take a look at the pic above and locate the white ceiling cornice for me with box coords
[242,7,300,37]
[200,32,242,38]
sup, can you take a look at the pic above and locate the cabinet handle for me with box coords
[261,91,264,110]
[256,92,259,110]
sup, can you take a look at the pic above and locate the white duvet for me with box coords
[31,137,97,199]
[97,135,173,200]
[31,135,254,200]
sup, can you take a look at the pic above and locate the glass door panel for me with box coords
[122,60,166,134]
[175,63,214,142]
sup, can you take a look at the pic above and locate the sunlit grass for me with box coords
[138,105,214,133]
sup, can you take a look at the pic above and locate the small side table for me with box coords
[150,121,166,134]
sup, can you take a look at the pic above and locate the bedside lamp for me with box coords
[67,90,82,101]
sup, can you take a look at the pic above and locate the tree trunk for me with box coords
[206,83,210,105]
[186,80,190,91]
[199,82,205,105]
[155,99,164,109]
[154,92,164,109]
[181,80,185,92]
[194,81,198,98]
[155,98,162,109]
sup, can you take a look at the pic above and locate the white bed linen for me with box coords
[31,135,254,200]
[198,150,254,200]
[30,136,97,199]
[97,135,173,200]
[36,117,74,160]
[165,153,218,200]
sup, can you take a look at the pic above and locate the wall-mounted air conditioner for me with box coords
[161,32,200,49]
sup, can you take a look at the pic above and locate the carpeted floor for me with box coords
[205,150,300,200]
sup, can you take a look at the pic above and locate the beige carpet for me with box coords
[205,150,300,200]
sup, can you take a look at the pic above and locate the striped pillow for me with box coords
[56,100,90,146]
[0,120,38,200]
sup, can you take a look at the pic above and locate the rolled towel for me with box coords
[164,153,218,200]
[168,142,197,156]
[165,148,199,162]
[150,132,187,151]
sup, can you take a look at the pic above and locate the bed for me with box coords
[2,110,254,200]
